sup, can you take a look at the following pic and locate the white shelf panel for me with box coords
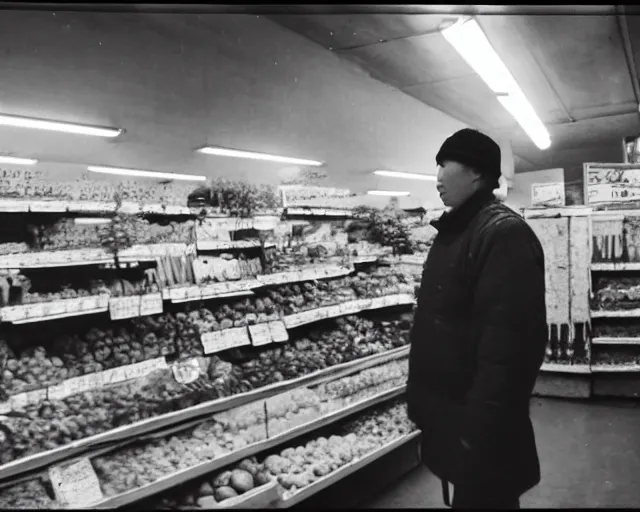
[591,364,640,373]
[591,262,640,271]
[592,337,640,345]
[591,309,640,318]
[540,363,591,374]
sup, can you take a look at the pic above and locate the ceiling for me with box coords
[269,9,640,174]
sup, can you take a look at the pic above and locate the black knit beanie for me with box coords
[435,128,502,188]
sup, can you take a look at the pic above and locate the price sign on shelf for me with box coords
[49,457,104,507]
[248,323,273,347]
[124,357,168,381]
[268,320,289,343]
[109,296,141,320]
[201,327,251,354]
[139,293,163,316]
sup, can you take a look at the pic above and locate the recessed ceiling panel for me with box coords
[518,15,636,115]
[267,14,455,51]
[338,32,475,88]
[404,75,519,132]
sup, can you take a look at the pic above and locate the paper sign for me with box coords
[123,357,168,381]
[249,323,272,346]
[268,321,289,343]
[169,287,189,302]
[49,457,104,507]
[139,293,163,316]
[109,296,141,320]
[9,388,47,410]
[201,327,251,354]
[172,358,202,384]
[29,200,67,213]
[531,182,565,207]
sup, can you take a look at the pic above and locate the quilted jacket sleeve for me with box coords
[461,217,546,448]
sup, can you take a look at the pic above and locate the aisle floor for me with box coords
[364,397,640,508]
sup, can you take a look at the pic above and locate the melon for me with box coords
[214,486,238,502]
[229,469,255,494]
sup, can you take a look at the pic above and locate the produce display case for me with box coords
[0,173,427,508]
[520,162,640,399]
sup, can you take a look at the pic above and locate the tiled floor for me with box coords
[363,397,640,508]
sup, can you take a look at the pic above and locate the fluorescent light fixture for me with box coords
[0,156,38,165]
[367,190,411,197]
[0,114,122,138]
[197,146,324,167]
[88,166,206,182]
[374,170,437,181]
[441,18,551,150]
[497,93,551,150]
[75,217,112,225]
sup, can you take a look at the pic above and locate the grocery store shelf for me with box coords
[285,207,354,218]
[275,430,421,508]
[284,294,415,329]
[0,295,111,323]
[592,337,640,345]
[0,248,114,269]
[0,346,409,483]
[591,309,640,318]
[166,265,354,303]
[212,479,281,509]
[89,385,407,508]
[540,363,592,374]
[591,262,640,271]
[591,364,640,373]
[196,240,276,251]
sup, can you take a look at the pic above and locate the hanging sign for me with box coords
[585,163,640,206]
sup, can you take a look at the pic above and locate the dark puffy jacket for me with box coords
[407,189,547,497]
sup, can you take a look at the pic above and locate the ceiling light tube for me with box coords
[197,146,324,167]
[441,18,551,150]
[0,156,38,165]
[497,93,551,150]
[87,166,206,182]
[367,190,411,197]
[0,114,122,138]
[374,170,437,181]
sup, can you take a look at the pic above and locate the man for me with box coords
[407,128,547,509]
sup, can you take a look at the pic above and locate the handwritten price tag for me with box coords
[49,458,104,507]
[124,358,168,381]
[268,321,289,343]
[109,296,141,320]
[249,323,272,347]
[140,293,163,316]
[201,327,251,354]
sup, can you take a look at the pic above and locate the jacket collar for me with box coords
[431,188,496,233]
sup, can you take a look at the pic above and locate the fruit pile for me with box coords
[238,315,412,386]
[0,312,412,465]
[265,358,408,437]
[591,276,640,310]
[592,348,640,367]
[192,254,263,284]
[0,169,198,206]
[351,206,414,255]
[152,457,273,509]
[92,416,255,496]
[35,217,194,253]
[0,242,30,256]
[0,479,57,510]
[263,400,415,498]
[592,321,640,338]
[206,179,282,217]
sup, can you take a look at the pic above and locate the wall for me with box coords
[507,168,565,210]
[0,10,472,209]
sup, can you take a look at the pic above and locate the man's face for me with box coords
[436,160,481,209]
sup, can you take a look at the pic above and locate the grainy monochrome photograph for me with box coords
[0,2,636,509]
